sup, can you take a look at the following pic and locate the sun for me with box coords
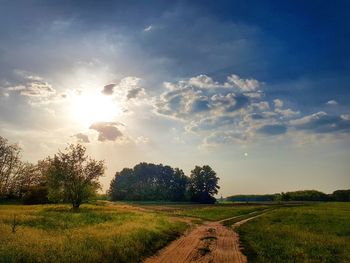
[70,92,118,126]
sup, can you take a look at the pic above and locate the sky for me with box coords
[0,0,349,196]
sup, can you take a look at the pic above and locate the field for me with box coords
[238,202,350,262]
[0,202,349,262]
[0,202,188,263]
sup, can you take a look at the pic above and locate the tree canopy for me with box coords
[188,165,220,204]
[47,144,105,208]
[109,162,188,201]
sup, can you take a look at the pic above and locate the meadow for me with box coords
[0,202,349,262]
[238,202,350,263]
[0,202,188,263]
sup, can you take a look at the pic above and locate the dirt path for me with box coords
[144,212,267,263]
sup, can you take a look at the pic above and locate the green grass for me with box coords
[238,203,350,263]
[0,203,188,263]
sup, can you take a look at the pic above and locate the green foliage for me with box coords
[281,190,330,201]
[226,194,280,202]
[22,185,49,205]
[188,165,220,204]
[332,189,350,201]
[238,203,350,263]
[108,163,188,201]
[47,144,105,208]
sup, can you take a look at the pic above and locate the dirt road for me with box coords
[144,213,266,263]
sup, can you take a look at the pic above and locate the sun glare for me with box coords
[70,92,118,126]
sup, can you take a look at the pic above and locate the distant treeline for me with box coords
[226,190,350,202]
[108,162,220,203]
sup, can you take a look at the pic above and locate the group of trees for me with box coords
[0,136,48,203]
[226,190,350,202]
[109,163,220,203]
[0,136,105,208]
[1,136,220,207]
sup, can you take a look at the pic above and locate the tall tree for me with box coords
[47,144,105,208]
[0,136,22,198]
[189,165,220,204]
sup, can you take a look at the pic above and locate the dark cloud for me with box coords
[102,84,116,95]
[89,122,123,141]
[257,124,287,135]
[291,112,350,133]
[74,133,90,143]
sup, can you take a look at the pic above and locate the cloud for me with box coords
[156,74,263,120]
[155,73,350,146]
[226,74,261,92]
[73,133,90,143]
[102,84,116,95]
[290,112,350,133]
[257,124,287,135]
[144,25,153,32]
[8,81,55,97]
[273,99,284,108]
[326,100,338,105]
[275,108,300,118]
[89,122,123,141]
[127,87,143,100]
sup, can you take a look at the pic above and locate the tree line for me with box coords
[0,136,220,207]
[226,190,350,202]
[108,163,220,203]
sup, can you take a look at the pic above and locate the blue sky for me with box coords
[0,0,349,195]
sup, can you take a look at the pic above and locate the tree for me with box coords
[108,163,189,201]
[0,136,22,198]
[47,144,105,208]
[189,165,220,204]
[332,190,350,202]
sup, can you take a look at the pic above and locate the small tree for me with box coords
[189,165,220,204]
[47,144,105,208]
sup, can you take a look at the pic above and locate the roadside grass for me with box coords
[238,202,350,263]
[0,204,188,263]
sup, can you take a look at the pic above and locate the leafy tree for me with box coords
[189,165,220,204]
[47,144,105,208]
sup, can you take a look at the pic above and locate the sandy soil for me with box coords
[144,213,266,263]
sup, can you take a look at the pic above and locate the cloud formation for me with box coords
[155,73,350,145]
[290,112,350,133]
[102,84,116,95]
[326,100,338,105]
[73,133,90,143]
[89,122,123,142]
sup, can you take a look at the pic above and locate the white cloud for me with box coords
[273,99,283,108]
[326,100,338,105]
[144,25,153,32]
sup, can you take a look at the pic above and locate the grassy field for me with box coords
[131,202,270,221]
[1,202,349,262]
[238,202,350,263]
[0,202,188,263]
